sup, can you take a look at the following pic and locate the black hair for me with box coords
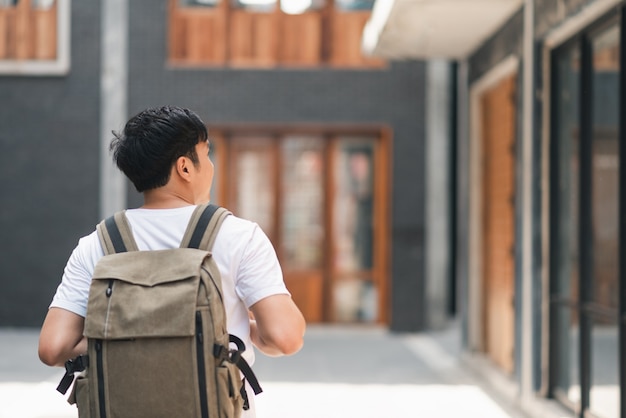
[110,106,208,192]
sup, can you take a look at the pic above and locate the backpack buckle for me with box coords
[229,350,242,364]
[56,355,89,394]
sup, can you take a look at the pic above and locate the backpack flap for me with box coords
[84,248,210,340]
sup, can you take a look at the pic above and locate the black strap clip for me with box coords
[56,355,89,394]
[213,335,263,396]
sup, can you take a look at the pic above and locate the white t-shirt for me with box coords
[50,205,289,417]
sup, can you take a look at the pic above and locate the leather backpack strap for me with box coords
[96,211,139,255]
[181,203,231,251]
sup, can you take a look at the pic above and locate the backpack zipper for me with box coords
[196,311,209,418]
[104,280,114,338]
[95,340,107,418]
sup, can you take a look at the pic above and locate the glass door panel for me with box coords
[230,136,276,240]
[280,136,325,270]
[552,42,581,408]
[554,44,581,305]
[588,22,620,418]
[590,316,619,418]
[554,306,581,406]
[331,136,376,322]
[591,24,620,312]
[279,136,325,322]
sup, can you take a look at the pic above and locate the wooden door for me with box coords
[212,129,389,324]
[224,135,325,322]
[480,74,517,374]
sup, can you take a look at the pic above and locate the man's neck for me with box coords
[141,189,194,209]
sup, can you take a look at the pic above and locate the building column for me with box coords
[521,0,536,400]
[425,59,452,329]
[456,60,470,347]
[100,0,128,218]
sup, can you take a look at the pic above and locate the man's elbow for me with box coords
[38,344,64,367]
[38,336,77,367]
[273,319,306,355]
[275,334,304,355]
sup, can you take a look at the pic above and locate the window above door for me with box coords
[167,0,386,68]
[0,0,70,75]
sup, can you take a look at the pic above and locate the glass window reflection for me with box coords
[281,136,324,270]
[335,0,374,11]
[591,25,620,311]
[232,138,275,238]
[553,41,581,409]
[332,137,376,322]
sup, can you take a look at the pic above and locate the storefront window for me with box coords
[589,22,620,418]
[552,18,621,418]
[553,41,581,408]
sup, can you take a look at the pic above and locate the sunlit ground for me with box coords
[565,385,618,418]
[0,380,518,418]
[0,380,74,418]
[256,382,517,418]
[0,326,560,418]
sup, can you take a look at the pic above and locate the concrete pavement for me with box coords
[0,323,545,418]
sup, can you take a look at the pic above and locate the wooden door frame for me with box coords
[469,56,519,352]
[209,124,392,324]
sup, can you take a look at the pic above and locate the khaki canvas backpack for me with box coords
[57,203,262,418]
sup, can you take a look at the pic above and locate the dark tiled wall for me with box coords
[470,0,609,84]
[0,1,428,330]
[0,3,101,326]
[469,9,524,84]
[535,0,596,39]
[128,1,428,331]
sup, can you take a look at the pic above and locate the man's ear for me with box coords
[175,156,192,182]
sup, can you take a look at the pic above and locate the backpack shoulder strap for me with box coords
[182,204,264,398]
[180,203,231,250]
[96,211,139,255]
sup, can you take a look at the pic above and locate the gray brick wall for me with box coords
[0,2,102,326]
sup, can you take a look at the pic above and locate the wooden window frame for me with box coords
[0,0,70,75]
[209,124,392,324]
[168,0,386,69]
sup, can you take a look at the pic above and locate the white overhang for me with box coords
[362,0,523,60]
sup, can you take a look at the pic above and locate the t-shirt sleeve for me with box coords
[234,224,290,308]
[49,230,103,317]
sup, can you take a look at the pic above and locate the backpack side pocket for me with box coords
[69,375,92,418]
[217,364,244,418]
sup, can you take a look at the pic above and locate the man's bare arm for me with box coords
[249,294,305,357]
[39,307,87,367]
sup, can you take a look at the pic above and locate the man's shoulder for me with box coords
[215,212,270,251]
[218,213,261,242]
[222,212,257,231]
